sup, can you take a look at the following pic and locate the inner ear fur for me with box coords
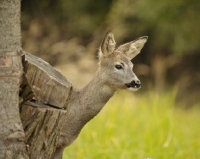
[117,36,148,60]
[99,31,116,59]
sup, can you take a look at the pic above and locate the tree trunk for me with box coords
[0,1,72,158]
[0,0,29,158]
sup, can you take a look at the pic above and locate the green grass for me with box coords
[63,90,200,159]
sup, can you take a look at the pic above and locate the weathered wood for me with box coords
[20,102,67,159]
[21,52,72,108]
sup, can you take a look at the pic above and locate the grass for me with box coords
[63,90,200,159]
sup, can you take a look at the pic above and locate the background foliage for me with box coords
[21,0,200,105]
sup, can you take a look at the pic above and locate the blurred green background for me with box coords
[21,0,200,158]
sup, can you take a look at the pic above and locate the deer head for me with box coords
[98,31,148,91]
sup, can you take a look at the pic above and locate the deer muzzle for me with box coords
[125,80,141,89]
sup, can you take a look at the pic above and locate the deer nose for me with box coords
[125,80,141,88]
[134,80,141,88]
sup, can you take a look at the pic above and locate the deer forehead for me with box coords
[113,51,133,67]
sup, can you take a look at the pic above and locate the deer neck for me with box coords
[69,67,115,116]
[63,68,115,146]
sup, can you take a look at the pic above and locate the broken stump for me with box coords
[20,102,67,159]
[20,52,72,109]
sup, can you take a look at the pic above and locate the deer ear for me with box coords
[117,36,148,59]
[99,31,116,59]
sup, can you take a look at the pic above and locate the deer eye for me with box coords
[115,65,123,70]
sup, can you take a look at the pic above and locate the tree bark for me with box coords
[0,0,29,158]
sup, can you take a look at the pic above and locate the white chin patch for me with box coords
[128,87,139,91]
[127,87,140,91]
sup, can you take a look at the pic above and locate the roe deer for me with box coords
[53,31,148,159]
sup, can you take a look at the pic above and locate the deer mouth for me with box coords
[125,80,141,91]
